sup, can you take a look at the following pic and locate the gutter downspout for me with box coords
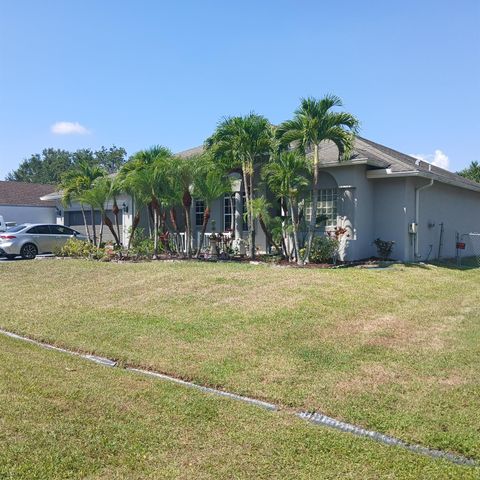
[414,178,434,260]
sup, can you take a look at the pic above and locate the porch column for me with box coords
[234,191,242,240]
[230,175,245,254]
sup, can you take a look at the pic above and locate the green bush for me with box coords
[57,238,105,260]
[130,228,155,257]
[300,236,339,264]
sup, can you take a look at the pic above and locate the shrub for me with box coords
[373,238,395,260]
[57,238,105,260]
[300,236,339,264]
[130,228,155,257]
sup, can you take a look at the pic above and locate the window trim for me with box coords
[305,188,338,228]
[195,199,205,227]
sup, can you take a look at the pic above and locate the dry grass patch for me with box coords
[1,259,479,460]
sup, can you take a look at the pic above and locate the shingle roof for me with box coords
[176,137,480,192]
[0,181,56,206]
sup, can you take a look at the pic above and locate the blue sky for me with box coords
[0,0,479,179]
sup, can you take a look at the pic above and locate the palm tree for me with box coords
[192,157,232,257]
[60,160,105,246]
[169,154,199,257]
[206,113,273,258]
[118,146,173,255]
[248,197,280,253]
[59,175,92,242]
[109,175,123,244]
[117,161,153,250]
[263,151,310,265]
[276,95,358,262]
[83,177,121,246]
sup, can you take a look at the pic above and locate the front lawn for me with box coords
[1,259,479,463]
[0,334,475,479]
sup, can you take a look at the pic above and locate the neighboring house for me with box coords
[0,181,57,226]
[40,136,480,262]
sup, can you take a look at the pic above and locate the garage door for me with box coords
[65,210,122,243]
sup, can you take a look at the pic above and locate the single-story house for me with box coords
[0,181,57,226]
[41,136,480,262]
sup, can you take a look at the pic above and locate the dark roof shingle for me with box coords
[0,181,56,206]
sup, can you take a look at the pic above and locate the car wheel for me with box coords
[20,243,38,259]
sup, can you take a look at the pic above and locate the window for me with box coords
[224,195,233,231]
[50,225,75,235]
[27,225,51,234]
[195,200,205,227]
[305,188,338,228]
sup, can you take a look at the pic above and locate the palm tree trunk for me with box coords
[112,199,121,245]
[305,143,319,263]
[153,208,158,259]
[183,190,192,257]
[90,206,97,246]
[249,166,256,258]
[289,198,303,266]
[196,207,210,257]
[128,210,141,250]
[103,214,120,245]
[80,204,91,242]
[151,197,161,259]
[147,203,154,239]
[242,164,254,258]
[99,215,104,246]
[258,215,279,253]
[169,208,181,254]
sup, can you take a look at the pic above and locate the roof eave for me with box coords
[366,169,480,193]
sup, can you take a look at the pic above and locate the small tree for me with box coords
[263,151,310,265]
[60,160,106,246]
[192,157,232,257]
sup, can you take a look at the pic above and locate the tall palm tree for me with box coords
[192,157,232,257]
[206,113,273,258]
[60,160,105,246]
[276,95,358,262]
[263,151,310,265]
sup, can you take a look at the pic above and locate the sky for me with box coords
[0,0,479,179]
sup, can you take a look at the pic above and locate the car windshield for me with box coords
[6,224,28,232]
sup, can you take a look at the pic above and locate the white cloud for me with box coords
[51,121,90,135]
[410,149,450,170]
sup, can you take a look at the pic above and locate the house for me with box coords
[40,136,480,262]
[0,181,58,226]
[176,136,480,262]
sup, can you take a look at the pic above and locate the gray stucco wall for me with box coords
[372,177,410,261]
[409,178,480,261]
[320,165,377,260]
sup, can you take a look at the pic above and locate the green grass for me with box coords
[0,334,477,479]
[1,259,479,466]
